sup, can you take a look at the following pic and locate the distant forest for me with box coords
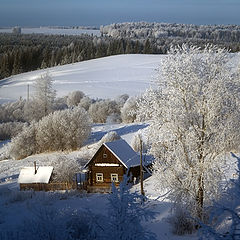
[1,22,240,80]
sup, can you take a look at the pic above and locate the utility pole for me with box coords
[140,138,145,196]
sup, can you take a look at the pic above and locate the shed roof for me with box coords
[18,166,53,184]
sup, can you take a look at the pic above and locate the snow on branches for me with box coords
[10,107,91,159]
[139,44,240,222]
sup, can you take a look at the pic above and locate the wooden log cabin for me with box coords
[84,139,149,193]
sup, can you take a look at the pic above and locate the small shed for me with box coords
[18,165,77,191]
[18,166,53,191]
[84,139,150,193]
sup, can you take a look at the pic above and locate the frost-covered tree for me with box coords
[78,96,93,111]
[36,107,91,152]
[0,122,27,140]
[53,97,68,111]
[121,96,139,123]
[10,107,91,159]
[23,100,42,122]
[105,177,156,240]
[199,153,240,239]
[88,99,120,123]
[32,72,56,120]
[9,122,38,160]
[115,94,129,108]
[136,88,161,122]
[51,155,81,183]
[131,133,146,153]
[141,45,240,221]
[0,99,25,123]
[99,131,121,145]
[67,90,85,107]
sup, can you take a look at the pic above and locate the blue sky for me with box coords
[0,0,239,27]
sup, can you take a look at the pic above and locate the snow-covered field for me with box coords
[1,54,240,239]
[0,54,162,103]
[1,53,239,104]
[0,27,100,36]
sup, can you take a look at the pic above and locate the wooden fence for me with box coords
[20,182,78,191]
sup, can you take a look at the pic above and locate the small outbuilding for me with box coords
[84,139,151,193]
[18,166,53,191]
[18,164,77,191]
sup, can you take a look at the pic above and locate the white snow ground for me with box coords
[0,54,163,103]
[1,54,240,239]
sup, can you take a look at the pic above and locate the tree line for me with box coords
[1,22,240,80]
[0,33,152,80]
[101,22,240,43]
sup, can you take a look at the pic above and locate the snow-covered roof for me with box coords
[103,139,140,168]
[84,139,153,169]
[18,166,53,184]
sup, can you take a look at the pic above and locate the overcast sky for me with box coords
[0,0,239,27]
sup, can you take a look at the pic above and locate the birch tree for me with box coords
[141,45,240,222]
[32,72,56,120]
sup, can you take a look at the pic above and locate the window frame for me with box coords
[110,173,119,182]
[103,153,107,158]
[96,173,104,182]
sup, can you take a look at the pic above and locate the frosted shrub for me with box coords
[121,96,138,123]
[99,131,120,145]
[51,155,81,183]
[78,96,93,111]
[106,113,121,123]
[36,107,91,152]
[9,122,38,160]
[67,90,85,107]
[0,99,25,122]
[105,177,156,240]
[22,206,67,240]
[0,141,11,160]
[10,107,91,159]
[0,122,27,140]
[169,207,195,235]
[88,99,121,123]
[66,210,95,240]
[115,94,129,107]
[23,99,42,122]
[131,133,147,153]
[53,97,68,111]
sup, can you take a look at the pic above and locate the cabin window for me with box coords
[103,153,107,158]
[111,173,119,182]
[96,173,103,182]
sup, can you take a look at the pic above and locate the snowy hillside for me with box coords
[0,54,163,103]
[1,52,240,239]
